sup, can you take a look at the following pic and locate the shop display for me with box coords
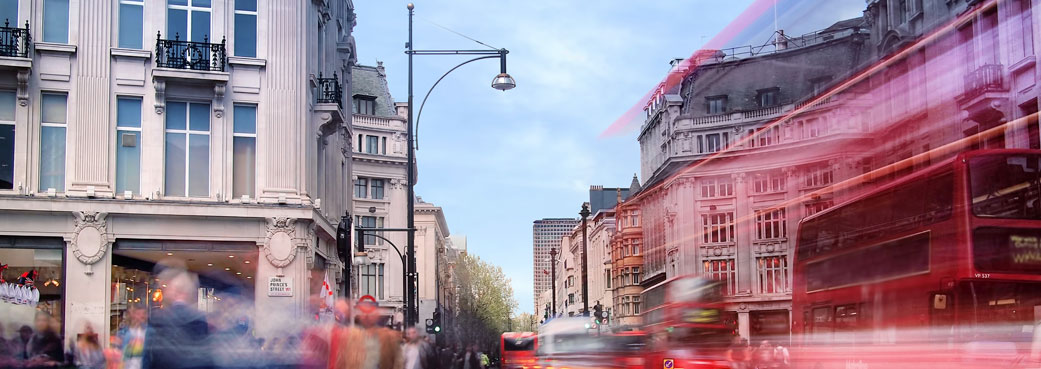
[0,267,41,306]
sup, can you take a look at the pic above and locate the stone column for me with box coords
[733,173,752,294]
[255,217,310,339]
[65,212,113,344]
[738,309,751,340]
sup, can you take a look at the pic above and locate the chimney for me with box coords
[775,30,789,50]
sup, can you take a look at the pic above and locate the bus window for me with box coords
[811,306,833,343]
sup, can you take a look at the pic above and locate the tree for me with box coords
[511,312,538,332]
[452,253,518,348]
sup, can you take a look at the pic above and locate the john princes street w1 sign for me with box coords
[268,277,293,297]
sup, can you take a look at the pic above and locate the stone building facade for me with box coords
[532,217,579,312]
[0,0,356,343]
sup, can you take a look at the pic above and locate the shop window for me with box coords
[0,239,66,365]
[756,255,789,294]
[116,97,142,195]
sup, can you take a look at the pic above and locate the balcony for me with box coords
[315,73,343,108]
[313,73,347,139]
[0,19,31,59]
[154,31,226,72]
[353,114,406,131]
[957,64,1009,126]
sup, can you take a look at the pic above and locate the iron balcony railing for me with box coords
[962,64,1006,100]
[0,19,31,58]
[155,31,226,72]
[316,73,343,108]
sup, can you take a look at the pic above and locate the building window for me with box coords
[605,269,611,289]
[703,259,737,295]
[631,239,640,256]
[752,171,786,194]
[118,0,144,48]
[754,208,787,240]
[370,179,384,200]
[632,296,641,315]
[1013,0,1035,61]
[1,1,16,24]
[628,210,640,227]
[366,135,379,155]
[354,178,367,198]
[167,0,211,42]
[811,76,832,96]
[232,105,257,198]
[756,255,789,294]
[381,137,387,155]
[801,118,824,139]
[43,0,69,43]
[803,163,833,188]
[707,96,727,114]
[359,263,385,300]
[701,212,735,244]
[631,267,641,285]
[115,97,142,195]
[568,293,575,304]
[356,215,384,245]
[233,0,257,57]
[750,126,781,147]
[164,102,209,197]
[0,242,65,359]
[39,93,67,192]
[706,133,722,152]
[757,88,779,107]
[700,176,734,198]
[805,201,833,216]
[0,90,15,190]
[354,96,375,115]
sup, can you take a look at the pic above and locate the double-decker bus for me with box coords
[792,149,1041,368]
[641,275,735,369]
[501,332,537,369]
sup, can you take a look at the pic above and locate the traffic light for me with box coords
[431,310,442,334]
[593,303,603,324]
[425,318,435,334]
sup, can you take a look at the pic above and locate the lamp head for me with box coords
[407,3,414,10]
[491,73,516,91]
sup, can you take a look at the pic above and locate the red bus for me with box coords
[792,149,1041,368]
[641,275,735,369]
[501,332,537,369]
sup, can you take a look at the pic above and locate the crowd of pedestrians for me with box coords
[1,259,497,369]
[725,337,790,369]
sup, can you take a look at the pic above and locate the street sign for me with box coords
[358,294,378,314]
[663,359,674,369]
[267,277,293,297]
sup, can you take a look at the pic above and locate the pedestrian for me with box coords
[26,311,64,366]
[456,344,479,369]
[117,305,148,369]
[752,340,775,369]
[402,327,430,369]
[333,300,402,369]
[725,337,750,369]
[72,322,106,369]
[437,344,454,369]
[140,260,212,369]
[772,342,790,369]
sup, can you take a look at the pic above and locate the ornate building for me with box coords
[0,0,356,342]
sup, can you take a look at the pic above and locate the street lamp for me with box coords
[580,203,591,316]
[405,3,515,326]
[549,248,558,316]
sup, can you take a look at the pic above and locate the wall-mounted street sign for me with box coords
[268,277,293,297]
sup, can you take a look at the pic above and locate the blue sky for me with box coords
[352,0,864,314]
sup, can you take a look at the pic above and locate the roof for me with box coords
[350,63,397,117]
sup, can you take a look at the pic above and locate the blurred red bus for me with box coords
[793,149,1041,368]
[641,275,735,369]
[501,332,537,369]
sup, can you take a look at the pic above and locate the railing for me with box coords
[962,64,1006,100]
[315,73,343,108]
[353,114,404,129]
[155,31,226,72]
[690,103,792,126]
[0,19,31,58]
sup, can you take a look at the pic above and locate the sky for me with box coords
[351,0,864,314]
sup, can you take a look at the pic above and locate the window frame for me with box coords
[167,0,212,42]
[163,101,211,198]
[232,104,257,199]
[754,207,788,240]
[354,177,368,199]
[117,0,145,49]
[115,96,143,195]
[703,258,737,295]
[39,92,68,193]
[706,95,727,115]
[43,0,70,43]
[756,255,790,294]
[701,211,736,244]
[370,178,385,200]
[756,87,780,107]
[233,0,258,57]
[0,90,16,190]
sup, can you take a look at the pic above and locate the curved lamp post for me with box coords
[404,3,516,326]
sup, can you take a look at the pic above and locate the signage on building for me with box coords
[268,277,293,297]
